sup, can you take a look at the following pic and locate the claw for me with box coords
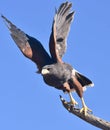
[80,97,92,115]
[80,105,92,115]
[69,98,78,106]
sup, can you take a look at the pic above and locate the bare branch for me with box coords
[60,95,110,130]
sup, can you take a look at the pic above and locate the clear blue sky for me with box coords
[0,0,110,130]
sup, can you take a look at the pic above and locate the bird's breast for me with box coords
[43,74,66,87]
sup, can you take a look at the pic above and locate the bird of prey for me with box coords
[2,2,94,115]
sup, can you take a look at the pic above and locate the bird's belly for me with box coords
[43,75,66,87]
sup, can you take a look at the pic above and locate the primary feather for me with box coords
[49,2,75,62]
[2,15,52,72]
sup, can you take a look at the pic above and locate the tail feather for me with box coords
[75,71,94,87]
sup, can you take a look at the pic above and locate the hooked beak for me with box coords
[41,68,50,75]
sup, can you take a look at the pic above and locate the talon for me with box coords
[80,97,92,115]
[71,98,78,106]
[80,106,92,115]
[69,98,78,106]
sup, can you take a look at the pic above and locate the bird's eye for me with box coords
[47,68,51,71]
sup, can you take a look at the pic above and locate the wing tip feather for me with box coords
[1,15,12,30]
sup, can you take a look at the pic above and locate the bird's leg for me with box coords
[62,82,78,106]
[68,92,78,106]
[80,97,92,115]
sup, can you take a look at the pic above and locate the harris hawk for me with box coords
[2,2,94,115]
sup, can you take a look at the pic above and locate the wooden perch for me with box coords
[60,95,110,130]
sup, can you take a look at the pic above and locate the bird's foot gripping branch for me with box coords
[60,95,110,130]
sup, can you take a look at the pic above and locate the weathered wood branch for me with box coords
[60,95,110,130]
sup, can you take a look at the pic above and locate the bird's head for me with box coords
[41,64,57,76]
[41,66,50,75]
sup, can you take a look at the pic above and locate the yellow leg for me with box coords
[80,97,92,115]
[68,92,78,106]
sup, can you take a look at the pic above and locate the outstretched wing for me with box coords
[2,15,52,73]
[49,2,75,62]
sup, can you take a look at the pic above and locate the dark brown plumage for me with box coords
[2,2,94,114]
